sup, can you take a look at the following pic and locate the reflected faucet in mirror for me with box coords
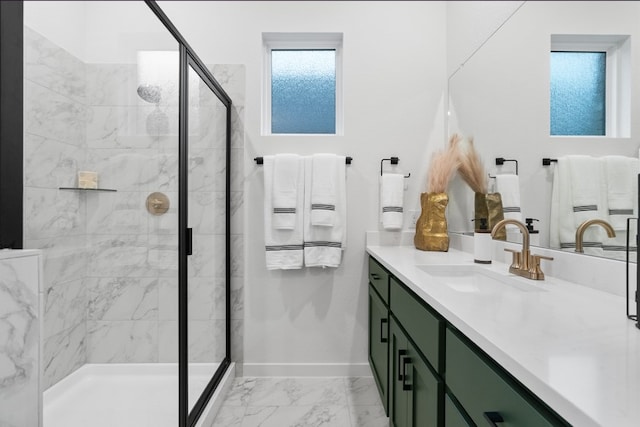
[575,219,616,253]
[492,218,553,280]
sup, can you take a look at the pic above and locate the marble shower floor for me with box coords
[212,377,388,427]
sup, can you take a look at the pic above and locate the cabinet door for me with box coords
[389,317,410,427]
[369,285,389,414]
[390,316,441,427]
[390,276,443,374]
[406,339,441,427]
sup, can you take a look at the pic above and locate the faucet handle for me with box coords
[504,248,522,273]
[528,254,553,280]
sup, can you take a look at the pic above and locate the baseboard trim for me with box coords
[241,363,372,377]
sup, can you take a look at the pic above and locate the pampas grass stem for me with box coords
[453,134,487,193]
[427,140,460,193]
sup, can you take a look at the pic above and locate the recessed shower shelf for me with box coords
[59,187,117,192]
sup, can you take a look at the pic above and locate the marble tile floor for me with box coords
[212,377,388,427]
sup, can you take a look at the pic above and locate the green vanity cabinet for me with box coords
[444,394,473,427]
[368,256,390,414]
[389,316,442,427]
[369,284,389,414]
[367,255,569,427]
[446,327,570,427]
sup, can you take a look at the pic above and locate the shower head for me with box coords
[137,84,162,104]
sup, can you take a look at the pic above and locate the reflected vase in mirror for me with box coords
[475,192,506,240]
[415,192,450,251]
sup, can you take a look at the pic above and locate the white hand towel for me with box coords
[567,155,601,223]
[272,154,302,230]
[310,153,338,227]
[304,155,347,268]
[603,156,637,230]
[550,157,580,251]
[263,155,304,270]
[568,155,606,254]
[494,174,522,231]
[380,173,404,230]
[549,159,562,250]
[602,234,633,261]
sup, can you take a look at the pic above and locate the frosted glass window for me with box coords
[271,50,336,134]
[550,51,606,136]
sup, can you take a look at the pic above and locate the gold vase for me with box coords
[474,192,506,240]
[474,192,489,230]
[486,192,506,240]
[414,192,449,251]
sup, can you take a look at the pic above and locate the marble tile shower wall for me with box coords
[24,26,246,388]
[0,252,42,427]
[192,66,245,369]
[83,58,180,365]
[24,27,88,389]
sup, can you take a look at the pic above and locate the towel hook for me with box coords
[381,157,410,178]
[495,157,518,175]
[542,158,558,166]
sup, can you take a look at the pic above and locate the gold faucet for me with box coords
[575,219,616,253]
[491,218,553,280]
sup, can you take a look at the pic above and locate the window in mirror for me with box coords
[263,33,343,135]
[550,34,630,138]
[550,51,606,136]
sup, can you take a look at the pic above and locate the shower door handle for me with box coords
[186,228,193,256]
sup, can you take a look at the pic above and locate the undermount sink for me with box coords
[417,264,546,294]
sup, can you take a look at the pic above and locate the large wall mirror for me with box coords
[447,1,640,262]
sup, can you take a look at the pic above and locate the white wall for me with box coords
[161,1,448,374]
[24,1,86,60]
[446,1,524,76]
[446,1,640,245]
[25,1,177,64]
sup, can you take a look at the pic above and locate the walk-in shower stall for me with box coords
[20,1,232,425]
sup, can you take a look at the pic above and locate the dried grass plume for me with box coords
[427,140,460,193]
[452,133,487,193]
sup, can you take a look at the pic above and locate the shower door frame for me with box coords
[145,2,233,427]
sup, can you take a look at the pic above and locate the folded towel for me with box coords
[549,157,576,250]
[567,155,602,225]
[603,156,637,230]
[272,154,303,230]
[380,173,404,230]
[263,155,304,270]
[494,174,522,231]
[550,157,592,252]
[569,155,608,254]
[602,234,636,261]
[310,154,338,227]
[304,155,347,267]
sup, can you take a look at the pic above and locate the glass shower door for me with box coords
[184,59,230,420]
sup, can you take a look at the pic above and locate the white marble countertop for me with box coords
[367,244,640,427]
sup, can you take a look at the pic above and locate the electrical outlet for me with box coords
[408,210,420,229]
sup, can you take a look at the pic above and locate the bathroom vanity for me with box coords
[367,242,640,427]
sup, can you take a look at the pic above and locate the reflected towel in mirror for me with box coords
[495,174,522,235]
